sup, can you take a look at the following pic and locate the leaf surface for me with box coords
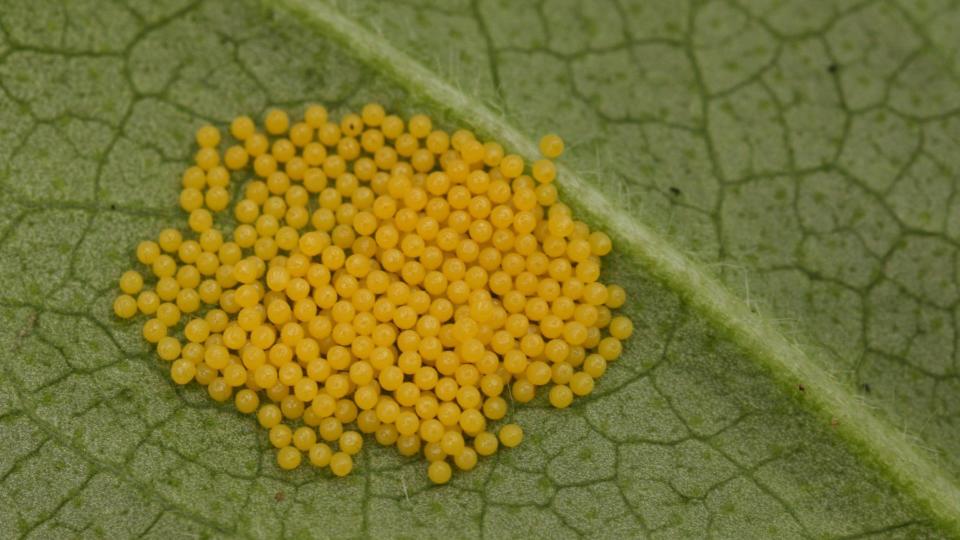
[0,0,958,537]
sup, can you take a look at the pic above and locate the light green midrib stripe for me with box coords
[266,0,960,532]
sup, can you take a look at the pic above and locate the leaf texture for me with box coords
[0,0,958,537]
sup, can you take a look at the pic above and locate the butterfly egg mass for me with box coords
[114,104,633,483]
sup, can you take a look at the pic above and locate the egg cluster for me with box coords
[113,104,632,484]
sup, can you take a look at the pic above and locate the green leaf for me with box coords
[0,0,958,537]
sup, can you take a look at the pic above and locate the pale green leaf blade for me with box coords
[0,0,956,538]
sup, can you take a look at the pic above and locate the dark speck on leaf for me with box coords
[110,204,116,210]
[827,63,838,73]
[798,384,805,393]
[862,383,871,394]
[669,187,681,197]
[275,491,285,502]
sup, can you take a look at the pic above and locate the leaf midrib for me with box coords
[265,0,960,533]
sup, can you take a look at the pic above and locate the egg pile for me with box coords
[113,104,632,484]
